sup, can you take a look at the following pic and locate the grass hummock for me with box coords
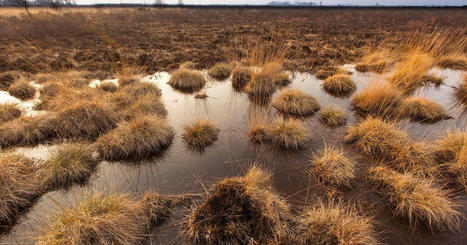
[97,115,174,161]
[309,145,356,188]
[124,94,167,119]
[232,66,251,91]
[0,154,42,230]
[97,81,118,92]
[318,105,346,127]
[182,119,219,150]
[122,81,161,97]
[316,66,351,80]
[168,69,206,93]
[8,80,36,100]
[368,166,461,231]
[0,71,21,90]
[270,118,309,150]
[351,82,403,118]
[322,74,356,97]
[388,52,434,94]
[437,55,467,70]
[275,72,291,87]
[40,144,98,191]
[208,63,232,80]
[185,166,290,244]
[403,97,451,123]
[0,104,21,124]
[0,115,56,148]
[272,89,320,117]
[298,200,378,245]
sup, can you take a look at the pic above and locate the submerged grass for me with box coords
[272,88,320,117]
[368,166,461,231]
[97,115,174,161]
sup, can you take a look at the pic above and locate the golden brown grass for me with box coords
[121,81,161,97]
[344,117,434,172]
[124,94,167,119]
[351,82,403,118]
[437,54,467,70]
[8,80,36,100]
[0,103,21,124]
[368,166,461,231]
[403,97,451,123]
[208,63,232,80]
[316,66,351,80]
[272,88,320,116]
[37,192,146,244]
[318,105,347,127]
[323,74,356,97]
[454,75,467,110]
[309,145,356,188]
[355,50,392,73]
[179,61,197,70]
[433,130,467,163]
[231,66,251,91]
[275,72,291,87]
[39,144,98,191]
[298,200,379,245]
[245,62,283,98]
[270,118,309,150]
[0,71,21,90]
[387,52,434,94]
[97,115,174,161]
[182,119,219,150]
[419,74,443,87]
[97,81,118,92]
[0,115,56,148]
[0,154,42,228]
[447,146,467,191]
[185,166,290,244]
[168,69,206,93]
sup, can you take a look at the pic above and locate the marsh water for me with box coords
[1,66,466,244]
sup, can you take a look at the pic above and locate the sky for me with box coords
[75,0,466,6]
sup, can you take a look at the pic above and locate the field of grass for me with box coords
[0,6,466,245]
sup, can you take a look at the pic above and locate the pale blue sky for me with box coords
[76,0,465,6]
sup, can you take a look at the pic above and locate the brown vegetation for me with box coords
[318,105,347,127]
[208,63,232,80]
[182,119,219,150]
[351,82,403,118]
[168,69,206,93]
[270,118,309,150]
[0,104,22,124]
[8,80,36,100]
[272,88,320,117]
[403,97,451,123]
[323,74,356,97]
[232,66,251,91]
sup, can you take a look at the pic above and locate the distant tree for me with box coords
[13,0,31,16]
[154,0,163,6]
[178,0,183,6]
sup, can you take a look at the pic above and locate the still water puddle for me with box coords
[1,66,466,244]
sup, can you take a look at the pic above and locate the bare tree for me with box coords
[13,0,31,17]
[154,0,163,6]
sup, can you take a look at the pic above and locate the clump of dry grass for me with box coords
[168,69,206,93]
[437,55,467,70]
[180,61,197,70]
[232,66,251,91]
[272,89,320,116]
[0,115,56,148]
[270,118,309,150]
[54,101,119,140]
[368,166,461,231]
[124,94,167,119]
[0,71,21,90]
[454,75,466,110]
[351,82,403,118]
[344,117,434,172]
[182,119,219,150]
[318,105,346,127]
[433,130,467,163]
[8,80,36,100]
[297,200,378,245]
[403,97,451,123]
[97,81,118,92]
[37,192,146,244]
[355,51,392,73]
[121,81,161,97]
[323,74,356,97]
[448,146,467,191]
[419,74,443,87]
[0,103,21,124]
[0,154,42,228]
[316,66,351,80]
[388,52,434,94]
[39,144,98,191]
[309,145,356,188]
[275,72,291,87]
[97,115,174,161]
[117,76,140,87]
[138,191,191,227]
[185,166,291,244]
[208,63,232,80]
[245,62,283,98]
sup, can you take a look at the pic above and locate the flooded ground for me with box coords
[1,66,466,244]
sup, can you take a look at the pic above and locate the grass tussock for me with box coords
[37,193,145,245]
[97,81,118,92]
[0,71,21,90]
[344,117,434,172]
[270,118,309,150]
[0,154,42,228]
[97,115,174,161]
[124,94,167,119]
[272,88,320,116]
[179,61,197,70]
[182,119,219,150]
[355,50,392,73]
[54,101,119,140]
[448,146,467,191]
[40,144,98,191]
[318,105,347,127]
[403,97,451,123]
[8,80,36,100]
[232,66,251,91]
[185,166,291,244]
[437,55,467,70]
[208,63,232,80]
[351,82,403,118]
[323,74,356,97]
[245,62,283,98]
[275,72,291,87]
[388,52,435,94]
[0,103,21,124]
[368,166,461,231]
[168,69,206,93]
[433,130,467,163]
[316,66,351,80]
[121,81,161,97]
[419,74,443,87]
[309,145,356,188]
[117,75,140,87]
[454,75,466,110]
[298,200,379,245]
[0,115,56,148]
[138,191,191,227]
